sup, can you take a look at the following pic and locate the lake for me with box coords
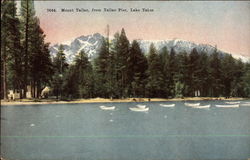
[1,100,250,160]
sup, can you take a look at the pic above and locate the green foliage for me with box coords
[2,11,250,100]
[175,81,184,98]
[242,63,250,97]
[93,37,111,97]
[63,50,93,98]
[209,50,223,97]
[145,44,165,97]
[128,40,148,97]
[51,45,68,99]
[1,0,23,99]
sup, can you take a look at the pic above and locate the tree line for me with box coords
[53,28,250,99]
[1,0,53,99]
[1,0,250,100]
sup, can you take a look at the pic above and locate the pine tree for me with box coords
[28,18,53,98]
[112,29,130,98]
[166,48,178,97]
[94,37,110,97]
[128,40,148,97]
[209,49,222,97]
[20,0,36,98]
[64,51,93,98]
[198,52,210,96]
[75,51,93,98]
[242,62,250,97]
[175,51,189,97]
[159,47,169,97]
[231,59,245,97]
[221,54,235,97]
[1,0,22,99]
[52,45,68,99]
[187,48,201,96]
[146,44,165,97]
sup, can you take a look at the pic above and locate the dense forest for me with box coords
[1,0,250,100]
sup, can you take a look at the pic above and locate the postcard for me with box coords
[1,0,250,159]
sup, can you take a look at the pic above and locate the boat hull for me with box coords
[184,103,200,107]
[215,104,239,108]
[129,107,149,112]
[100,106,116,110]
[192,105,210,109]
[225,101,240,104]
[160,104,175,107]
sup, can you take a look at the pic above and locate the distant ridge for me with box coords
[49,33,249,63]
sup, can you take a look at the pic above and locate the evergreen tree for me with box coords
[29,18,53,98]
[1,0,22,99]
[108,32,120,98]
[231,59,245,97]
[112,29,130,97]
[166,48,178,97]
[159,47,170,97]
[175,51,189,97]
[128,40,148,97]
[74,51,93,98]
[20,0,36,98]
[146,44,165,97]
[64,51,93,98]
[209,49,222,97]
[198,52,210,96]
[94,37,110,97]
[187,48,201,96]
[242,62,250,97]
[221,54,235,97]
[52,45,68,99]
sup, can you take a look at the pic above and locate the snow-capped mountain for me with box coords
[49,33,249,63]
[137,39,220,55]
[49,33,103,62]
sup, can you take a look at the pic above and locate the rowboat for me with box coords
[159,104,175,107]
[184,103,200,107]
[225,101,240,104]
[99,105,116,110]
[129,107,149,112]
[215,104,239,108]
[136,104,146,109]
[192,104,210,109]
[240,102,250,106]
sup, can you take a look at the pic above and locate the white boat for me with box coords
[184,103,200,107]
[159,104,175,107]
[193,105,210,109]
[242,102,250,104]
[225,101,240,104]
[215,104,239,108]
[99,105,116,110]
[240,102,250,106]
[129,107,149,112]
[136,104,146,109]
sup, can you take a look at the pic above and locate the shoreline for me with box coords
[1,97,249,106]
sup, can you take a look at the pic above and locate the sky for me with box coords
[30,1,250,57]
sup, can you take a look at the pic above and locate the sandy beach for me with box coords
[1,97,248,106]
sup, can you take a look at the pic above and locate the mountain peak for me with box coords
[49,33,249,63]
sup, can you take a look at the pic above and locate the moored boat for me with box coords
[192,104,210,109]
[99,105,116,110]
[240,102,250,106]
[225,101,240,104]
[159,104,175,107]
[136,104,146,109]
[184,103,200,107]
[129,107,149,112]
[215,104,239,108]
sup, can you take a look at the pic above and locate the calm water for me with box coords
[1,100,250,160]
